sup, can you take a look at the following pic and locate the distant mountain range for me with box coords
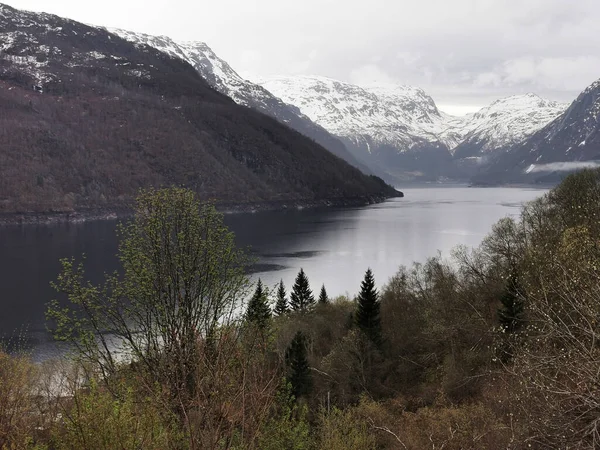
[261,76,568,181]
[0,3,398,215]
[473,79,600,184]
[110,24,600,187]
[111,30,573,184]
[1,1,598,210]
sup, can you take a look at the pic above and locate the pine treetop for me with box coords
[318,284,329,304]
[274,279,288,316]
[245,278,272,329]
[290,268,315,312]
[355,268,382,347]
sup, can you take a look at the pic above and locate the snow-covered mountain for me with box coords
[477,78,600,184]
[0,2,400,213]
[452,93,567,160]
[102,30,568,182]
[259,76,445,148]
[259,76,459,180]
[259,76,566,180]
[108,29,370,174]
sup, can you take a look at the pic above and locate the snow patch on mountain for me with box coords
[454,93,567,155]
[259,76,451,153]
[109,28,283,109]
[260,76,567,158]
[107,28,372,174]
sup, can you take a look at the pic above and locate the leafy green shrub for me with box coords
[51,381,183,450]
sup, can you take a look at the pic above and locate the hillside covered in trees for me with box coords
[2,170,600,449]
[0,3,399,216]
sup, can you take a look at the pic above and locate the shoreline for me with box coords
[0,193,403,226]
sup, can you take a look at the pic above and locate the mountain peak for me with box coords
[260,75,444,138]
[582,78,600,95]
[475,77,600,182]
[484,93,563,111]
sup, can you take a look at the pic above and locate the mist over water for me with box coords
[0,186,547,360]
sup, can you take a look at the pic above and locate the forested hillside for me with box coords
[0,3,398,215]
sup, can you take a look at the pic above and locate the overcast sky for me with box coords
[7,0,600,114]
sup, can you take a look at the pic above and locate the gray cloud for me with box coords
[7,0,600,112]
[526,161,600,173]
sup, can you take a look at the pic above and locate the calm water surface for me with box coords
[0,186,546,360]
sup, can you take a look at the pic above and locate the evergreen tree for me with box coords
[318,284,329,304]
[245,279,271,329]
[498,275,525,334]
[274,279,288,316]
[355,268,382,347]
[285,331,312,399]
[289,268,315,312]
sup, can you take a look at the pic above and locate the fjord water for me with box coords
[0,186,546,360]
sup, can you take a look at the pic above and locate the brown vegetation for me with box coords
[3,170,600,448]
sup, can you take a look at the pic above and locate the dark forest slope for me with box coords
[0,3,399,214]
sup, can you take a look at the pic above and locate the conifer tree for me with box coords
[498,275,525,334]
[318,284,329,304]
[245,279,271,329]
[355,268,382,347]
[290,268,315,312]
[274,279,288,316]
[285,331,312,398]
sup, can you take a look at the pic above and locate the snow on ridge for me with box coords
[108,27,262,107]
[582,78,600,95]
[454,93,568,153]
[259,75,449,152]
[100,26,570,160]
[260,76,566,156]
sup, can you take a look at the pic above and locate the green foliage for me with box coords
[257,385,312,450]
[245,279,272,330]
[51,381,182,450]
[355,269,382,347]
[0,351,39,449]
[285,331,312,399]
[547,168,600,232]
[398,401,511,449]
[317,407,376,450]
[321,329,379,405]
[290,269,315,312]
[274,279,288,316]
[16,168,600,449]
[48,187,250,407]
[318,284,329,305]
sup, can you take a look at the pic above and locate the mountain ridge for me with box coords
[260,75,567,181]
[102,27,571,183]
[108,28,372,175]
[475,77,600,184]
[0,3,399,215]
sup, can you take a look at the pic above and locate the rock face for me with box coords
[475,79,600,184]
[0,3,399,214]
[260,76,566,181]
[108,29,370,174]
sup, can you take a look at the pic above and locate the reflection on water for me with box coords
[0,185,547,360]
